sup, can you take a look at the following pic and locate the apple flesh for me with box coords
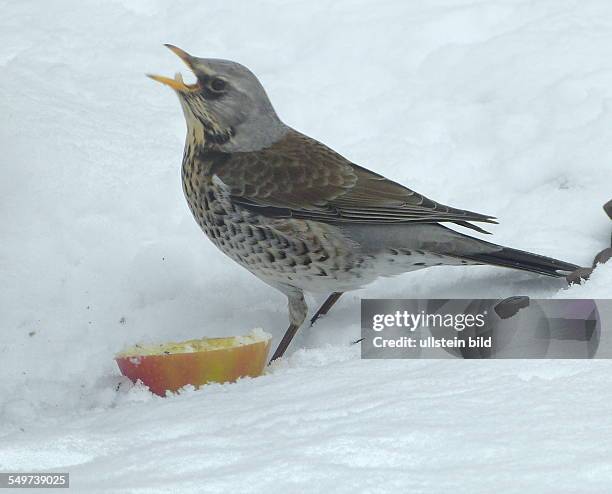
[115,330,271,396]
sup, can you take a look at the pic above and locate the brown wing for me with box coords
[213,129,497,232]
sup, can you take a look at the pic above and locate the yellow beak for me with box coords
[146,73,195,91]
[147,44,199,92]
[163,44,193,66]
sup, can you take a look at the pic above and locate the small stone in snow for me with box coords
[494,296,530,320]
[566,267,594,285]
[593,248,612,267]
[604,199,612,220]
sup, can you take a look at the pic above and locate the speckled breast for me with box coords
[180,153,371,291]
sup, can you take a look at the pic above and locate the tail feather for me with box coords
[460,246,579,278]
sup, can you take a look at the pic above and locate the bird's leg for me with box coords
[269,287,307,364]
[310,292,344,326]
[269,324,300,363]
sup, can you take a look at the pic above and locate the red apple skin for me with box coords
[116,339,271,396]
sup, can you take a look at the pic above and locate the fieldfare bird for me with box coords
[149,45,579,362]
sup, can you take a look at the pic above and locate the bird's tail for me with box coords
[344,223,580,278]
[458,245,579,277]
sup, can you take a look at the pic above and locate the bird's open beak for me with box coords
[147,44,199,92]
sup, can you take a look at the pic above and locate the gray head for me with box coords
[149,45,287,152]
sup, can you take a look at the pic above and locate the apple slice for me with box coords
[115,329,272,396]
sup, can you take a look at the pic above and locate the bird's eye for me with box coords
[210,78,227,92]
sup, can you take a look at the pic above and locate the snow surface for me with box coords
[1,0,612,491]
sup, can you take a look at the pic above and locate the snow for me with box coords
[1,0,611,491]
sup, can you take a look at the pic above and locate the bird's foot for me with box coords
[268,323,300,364]
[309,292,344,327]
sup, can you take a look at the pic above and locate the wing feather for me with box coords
[212,130,497,231]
